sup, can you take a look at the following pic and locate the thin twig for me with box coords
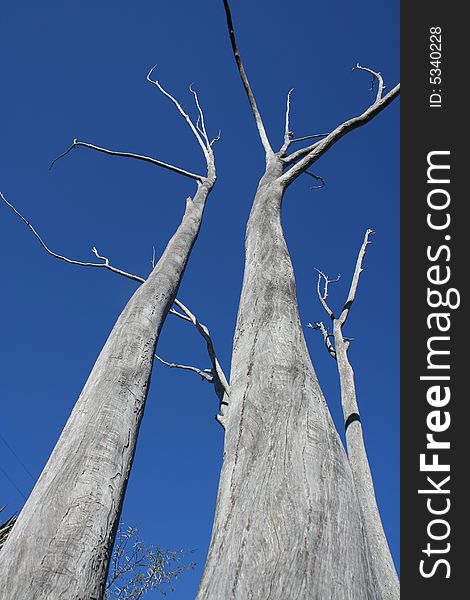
[49,141,77,171]
[0,193,145,284]
[305,171,326,190]
[307,322,336,360]
[151,246,156,270]
[315,269,341,319]
[210,130,222,147]
[189,83,211,149]
[352,63,385,103]
[155,355,214,383]
[50,139,204,183]
[289,133,329,144]
[280,88,294,155]
[147,65,212,164]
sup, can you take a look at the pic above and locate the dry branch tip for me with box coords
[305,171,326,190]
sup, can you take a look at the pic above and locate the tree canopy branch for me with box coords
[146,65,213,166]
[50,140,205,183]
[189,83,211,150]
[0,193,145,284]
[280,71,399,185]
[221,0,273,156]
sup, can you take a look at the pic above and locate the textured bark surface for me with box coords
[0,175,214,600]
[197,160,378,599]
[333,320,399,600]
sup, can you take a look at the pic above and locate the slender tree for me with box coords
[192,2,400,598]
[309,229,399,599]
[0,69,217,599]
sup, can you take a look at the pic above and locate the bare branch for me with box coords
[280,71,400,185]
[338,228,374,325]
[51,139,204,183]
[221,0,273,156]
[281,139,324,167]
[210,130,222,147]
[159,302,230,429]
[289,133,329,144]
[155,355,214,383]
[1,193,145,284]
[307,321,336,360]
[315,268,341,319]
[281,133,329,165]
[279,88,294,156]
[169,308,192,323]
[172,299,230,397]
[189,83,211,149]
[352,63,385,103]
[146,65,212,165]
[305,171,326,190]
[151,246,156,270]
[315,270,333,318]
[195,115,204,137]
[49,141,77,171]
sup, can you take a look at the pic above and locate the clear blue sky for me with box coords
[1,1,399,597]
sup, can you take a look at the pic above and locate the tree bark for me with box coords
[0,174,215,600]
[333,320,399,600]
[197,159,378,599]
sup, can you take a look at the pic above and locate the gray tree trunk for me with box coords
[0,174,215,600]
[333,320,399,600]
[196,159,379,600]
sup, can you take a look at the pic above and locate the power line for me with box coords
[0,431,36,482]
[0,464,27,500]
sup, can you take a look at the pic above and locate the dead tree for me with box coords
[0,69,217,600]
[191,2,400,599]
[309,229,399,599]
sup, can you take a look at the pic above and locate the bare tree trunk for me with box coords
[197,159,378,599]
[312,230,399,599]
[0,174,215,600]
[333,319,399,600]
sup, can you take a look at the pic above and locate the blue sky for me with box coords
[1,1,399,597]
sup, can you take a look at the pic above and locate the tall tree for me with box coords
[310,230,399,598]
[194,2,400,599]
[0,70,217,599]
